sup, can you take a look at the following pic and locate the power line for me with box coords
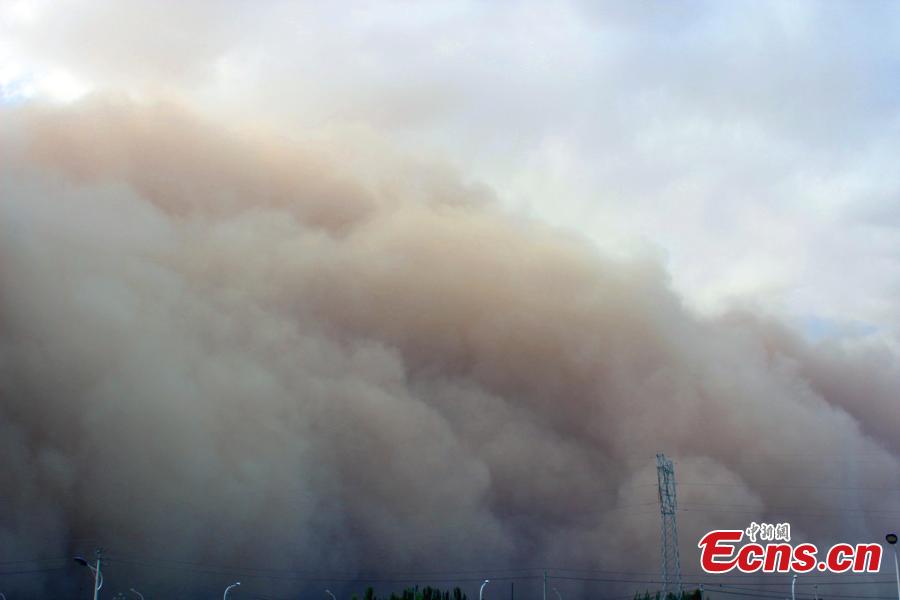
[104,558,546,583]
[714,583,900,600]
[0,566,71,576]
[678,483,900,493]
[104,555,560,577]
[677,507,900,519]
[0,557,69,566]
[678,502,900,514]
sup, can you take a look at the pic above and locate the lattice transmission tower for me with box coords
[657,453,683,597]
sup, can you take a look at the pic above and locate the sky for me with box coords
[3,0,900,342]
[2,2,900,599]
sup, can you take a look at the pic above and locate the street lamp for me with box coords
[479,580,490,600]
[886,533,899,600]
[326,589,337,600]
[74,554,104,600]
[791,574,797,600]
[130,588,144,600]
[552,588,562,600]
[224,581,241,599]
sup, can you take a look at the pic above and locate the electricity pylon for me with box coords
[657,453,683,597]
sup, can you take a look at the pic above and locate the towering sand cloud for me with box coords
[0,101,898,597]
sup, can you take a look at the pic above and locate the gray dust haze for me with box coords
[1,101,898,597]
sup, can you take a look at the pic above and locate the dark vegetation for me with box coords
[634,590,703,600]
[347,585,703,600]
[352,585,469,600]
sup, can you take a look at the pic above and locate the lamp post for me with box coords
[479,580,490,600]
[326,589,337,600]
[791,574,797,600]
[224,581,241,599]
[552,588,562,600]
[886,533,899,600]
[74,553,104,600]
[130,588,144,600]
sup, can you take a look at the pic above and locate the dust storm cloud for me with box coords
[0,101,898,597]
